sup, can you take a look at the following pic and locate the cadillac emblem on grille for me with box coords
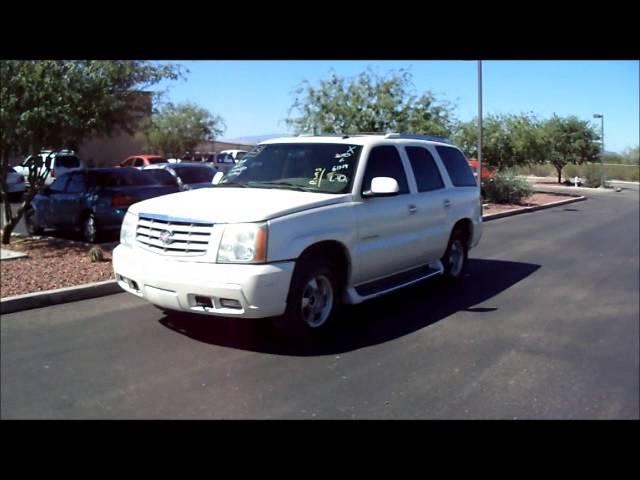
[159,229,174,246]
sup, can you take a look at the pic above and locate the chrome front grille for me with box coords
[136,214,213,256]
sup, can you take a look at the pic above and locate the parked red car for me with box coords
[118,155,166,168]
[467,158,496,181]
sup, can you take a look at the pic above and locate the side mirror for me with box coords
[362,177,400,198]
[212,171,224,185]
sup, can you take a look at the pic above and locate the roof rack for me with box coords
[295,132,451,143]
[384,133,451,144]
[296,132,392,138]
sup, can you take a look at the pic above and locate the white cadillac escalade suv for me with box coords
[113,134,482,335]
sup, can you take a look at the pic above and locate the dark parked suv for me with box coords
[26,168,180,242]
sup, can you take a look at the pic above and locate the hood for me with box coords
[128,187,351,223]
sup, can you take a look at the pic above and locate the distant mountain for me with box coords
[222,133,290,145]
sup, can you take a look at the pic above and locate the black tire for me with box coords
[25,208,43,236]
[275,256,342,338]
[441,228,469,283]
[81,213,100,243]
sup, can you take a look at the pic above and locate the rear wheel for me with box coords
[441,228,468,283]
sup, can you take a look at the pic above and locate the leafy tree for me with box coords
[286,69,455,137]
[542,115,601,184]
[0,60,183,244]
[138,102,225,157]
[452,113,545,170]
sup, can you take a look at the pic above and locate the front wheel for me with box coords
[276,258,341,338]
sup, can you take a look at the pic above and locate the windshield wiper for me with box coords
[249,181,313,192]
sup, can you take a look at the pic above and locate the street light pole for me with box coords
[477,60,483,202]
[594,113,605,187]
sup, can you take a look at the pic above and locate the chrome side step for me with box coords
[345,261,444,304]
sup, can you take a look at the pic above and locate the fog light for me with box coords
[194,296,213,308]
[220,298,241,309]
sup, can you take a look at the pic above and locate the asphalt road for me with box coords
[1,184,638,419]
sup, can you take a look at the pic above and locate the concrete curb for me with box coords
[483,195,586,222]
[608,180,640,185]
[1,280,122,315]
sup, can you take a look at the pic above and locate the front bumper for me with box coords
[112,244,295,319]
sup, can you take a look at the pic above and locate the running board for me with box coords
[351,262,444,300]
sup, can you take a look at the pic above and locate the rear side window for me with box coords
[55,156,80,169]
[361,146,409,194]
[93,169,157,188]
[405,147,444,192]
[436,146,477,187]
[141,169,177,186]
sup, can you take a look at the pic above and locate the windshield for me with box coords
[219,143,362,194]
[173,165,216,184]
[141,169,177,186]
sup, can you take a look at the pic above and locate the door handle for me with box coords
[443,199,451,208]
[408,204,417,214]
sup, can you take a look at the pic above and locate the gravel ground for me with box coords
[1,192,576,299]
[1,238,115,298]
[482,192,573,216]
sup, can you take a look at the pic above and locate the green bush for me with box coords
[583,164,605,188]
[483,171,533,204]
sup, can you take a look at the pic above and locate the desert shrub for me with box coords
[483,171,533,204]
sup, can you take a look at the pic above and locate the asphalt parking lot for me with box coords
[1,184,638,419]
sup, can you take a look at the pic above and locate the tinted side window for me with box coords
[361,146,409,194]
[405,147,444,192]
[66,173,87,194]
[49,175,70,193]
[436,146,477,187]
[133,158,144,167]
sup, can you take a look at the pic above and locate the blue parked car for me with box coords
[26,168,180,243]
[142,163,219,191]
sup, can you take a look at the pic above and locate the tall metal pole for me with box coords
[477,60,483,201]
[601,116,605,187]
[594,113,605,187]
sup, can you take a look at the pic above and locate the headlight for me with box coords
[120,211,138,247]
[217,223,267,263]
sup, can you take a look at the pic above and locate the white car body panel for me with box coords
[114,135,483,318]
